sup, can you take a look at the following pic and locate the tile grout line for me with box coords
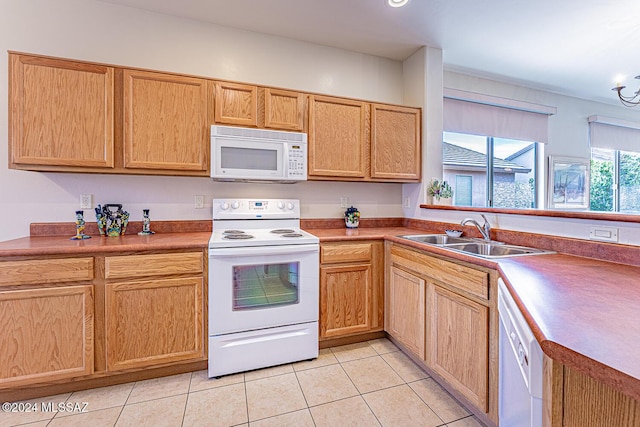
[178,371,195,427]
[376,350,448,426]
[242,379,250,426]
[291,366,316,426]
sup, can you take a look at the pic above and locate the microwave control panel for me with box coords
[287,144,307,178]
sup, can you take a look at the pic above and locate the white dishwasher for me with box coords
[498,278,543,427]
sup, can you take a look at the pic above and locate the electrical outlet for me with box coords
[80,194,93,209]
[403,197,411,208]
[589,226,618,242]
[194,195,205,209]
[340,197,348,208]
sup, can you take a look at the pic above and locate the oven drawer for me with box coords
[209,322,318,377]
[321,242,372,264]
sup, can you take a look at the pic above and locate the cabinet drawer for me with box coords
[391,245,488,300]
[321,243,372,264]
[0,257,94,286]
[105,252,203,280]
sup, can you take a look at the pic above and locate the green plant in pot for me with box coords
[427,178,453,204]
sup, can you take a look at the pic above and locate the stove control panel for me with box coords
[213,199,300,219]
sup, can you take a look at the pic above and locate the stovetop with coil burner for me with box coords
[208,199,319,249]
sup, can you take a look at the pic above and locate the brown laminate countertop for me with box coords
[0,232,212,257]
[310,226,640,401]
[1,225,639,400]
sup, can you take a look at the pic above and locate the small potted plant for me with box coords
[427,178,453,205]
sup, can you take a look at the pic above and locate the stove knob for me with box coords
[219,202,230,210]
[277,202,285,210]
[231,201,240,209]
[286,202,295,210]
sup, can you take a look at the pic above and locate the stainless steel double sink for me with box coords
[399,234,554,259]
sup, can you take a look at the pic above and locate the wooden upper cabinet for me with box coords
[123,70,209,172]
[213,83,306,131]
[371,104,421,181]
[263,88,306,131]
[9,53,115,169]
[214,81,258,127]
[308,95,368,178]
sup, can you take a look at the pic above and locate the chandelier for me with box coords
[612,76,640,107]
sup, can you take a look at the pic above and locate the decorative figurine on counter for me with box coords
[95,205,107,236]
[138,209,155,235]
[120,210,130,235]
[70,210,91,240]
[95,204,130,237]
[344,206,360,229]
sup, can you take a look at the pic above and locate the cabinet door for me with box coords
[9,54,114,169]
[0,285,94,387]
[427,284,489,412]
[263,88,306,131]
[371,104,421,181]
[320,263,372,338]
[386,266,426,358]
[123,70,208,172]
[214,81,258,127]
[561,365,640,427]
[308,95,368,178]
[106,277,203,371]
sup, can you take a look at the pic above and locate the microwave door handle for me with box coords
[209,244,319,257]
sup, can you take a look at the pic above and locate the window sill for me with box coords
[419,204,640,223]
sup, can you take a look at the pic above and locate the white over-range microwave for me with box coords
[210,125,308,183]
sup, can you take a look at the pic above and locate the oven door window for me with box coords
[233,262,299,310]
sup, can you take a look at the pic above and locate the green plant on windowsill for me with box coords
[427,178,453,201]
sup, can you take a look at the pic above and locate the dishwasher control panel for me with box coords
[498,279,543,397]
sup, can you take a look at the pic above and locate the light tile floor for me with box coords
[3,339,486,427]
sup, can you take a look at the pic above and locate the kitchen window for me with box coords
[588,115,640,213]
[442,89,553,209]
[443,132,538,208]
[590,148,640,213]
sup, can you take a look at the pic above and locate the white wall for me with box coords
[0,0,405,242]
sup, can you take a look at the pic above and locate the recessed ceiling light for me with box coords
[387,0,409,8]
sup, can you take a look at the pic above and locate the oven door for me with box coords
[209,244,319,335]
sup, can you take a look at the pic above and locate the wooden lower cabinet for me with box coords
[386,266,426,358]
[319,241,384,340]
[386,242,497,424]
[0,250,206,398]
[544,357,640,427]
[105,277,203,371]
[427,284,489,412]
[0,285,94,387]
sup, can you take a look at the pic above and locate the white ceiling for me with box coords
[101,0,640,106]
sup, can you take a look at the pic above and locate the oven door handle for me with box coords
[209,244,319,257]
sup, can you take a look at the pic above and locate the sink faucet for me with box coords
[460,214,491,240]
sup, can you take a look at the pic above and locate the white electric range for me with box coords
[207,199,319,378]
